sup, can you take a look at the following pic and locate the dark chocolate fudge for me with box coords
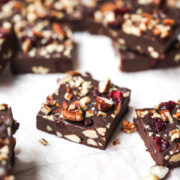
[113,42,180,72]
[86,0,180,58]
[0,104,19,179]
[11,18,75,74]
[37,72,130,149]
[24,0,85,31]
[134,100,180,167]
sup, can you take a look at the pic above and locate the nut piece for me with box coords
[22,39,31,54]
[96,128,106,136]
[122,120,137,133]
[80,96,91,110]
[85,110,94,118]
[150,165,169,179]
[82,130,98,139]
[52,23,66,39]
[87,139,98,146]
[64,134,81,143]
[62,109,83,121]
[46,95,56,106]
[112,139,120,146]
[173,112,180,120]
[0,104,8,110]
[169,153,180,162]
[40,104,52,115]
[39,138,48,146]
[162,18,175,26]
[142,174,159,180]
[96,96,113,112]
[170,129,180,141]
[98,78,111,93]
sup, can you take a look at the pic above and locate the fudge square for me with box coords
[11,18,74,74]
[37,72,130,149]
[134,100,180,168]
[0,104,19,179]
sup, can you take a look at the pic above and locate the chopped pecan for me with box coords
[33,30,43,38]
[96,96,113,112]
[153,27,161,36]
[40,104,52,115]
[122,120,137,133]
[0,104,8,110]
[98,78,111,93]
[162,18,175,26]
[22,39,31,54]
[173,112,180,120]
[68,101,81,111]
[46,95,56,106]
[101,2,116,12]
[62,109,83,121]
[52,23,66,39]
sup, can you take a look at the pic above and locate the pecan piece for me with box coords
[52,23,66,39]
[101,2,116,12]
[62,109,83,121]
[46,95,56,106]
[162,18,175,26]
[22,39,31,54]
[122,120,136,133]
[96,96,113,112]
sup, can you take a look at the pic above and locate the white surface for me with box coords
[0,32,180,180]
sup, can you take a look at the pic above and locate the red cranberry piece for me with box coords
[114,7,130,16]
[108,19,121,30]
[159,100,176,111]
[152,118,164,133]
[0,28,7,38]
[84,119,93,126]
[109,90,123,104]
[153,137,169,153]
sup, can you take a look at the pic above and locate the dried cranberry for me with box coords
[151,118,164,133]
[0,28,7,38]
[108,19,121,30]
[153,137,169,153]
[114,7,130,16]
[84,119,93,126]
[55,120,65,128]
[109,90,123,104]
[159,100,176,111]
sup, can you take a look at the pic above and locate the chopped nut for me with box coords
[64,93,73,101]
[173,112,180,120]
[40,104,52,115]
[162,18,175,26]
[112,139,120,146]
[62,101,69,110]
[97,111,107,117]
[170,129,180,141]
[111,103,121,118]
[68,101,80,111]
[80,96,91,110]
[22,39,31,54]
[39,138,48,146]
[62,109,83,121]
[52,23,66,39]
[64,134,81,143]
[87,139,98,146]
[96,96,113,112]
[98,78,111,93]
[85,110,94,118]
[96,128,106,136]
[0,104,8,111]
[122,120,137,133]
[150,165,169,179]
[46,95,56,106]
[82,130,98,139]
[100,2,116,12]
[169,153,180,162]
[142,174,159,180]
[160,110,174,123]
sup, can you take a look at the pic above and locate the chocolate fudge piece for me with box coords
[86,0,180,58]
[113,42,180,72]
[0,25,17,74]
[134,100,180,168]
[24,0,85,31]
[37,72,130,149]
[11,18,75,74]
[0,104,19,179]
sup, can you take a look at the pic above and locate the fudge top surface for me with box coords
[91,0,179,44]
[24,0,83,23]
[38,72,130,130]
[135,100,180,161]
[14,18,73,59]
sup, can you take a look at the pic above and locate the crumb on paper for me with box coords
[39,138,48,146]
[112,139,120,146]
[122,120,137,133]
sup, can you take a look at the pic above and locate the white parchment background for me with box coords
[0,33,180,180]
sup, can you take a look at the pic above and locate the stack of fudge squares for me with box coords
[86,0,180,72]
[0,0,180,74]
